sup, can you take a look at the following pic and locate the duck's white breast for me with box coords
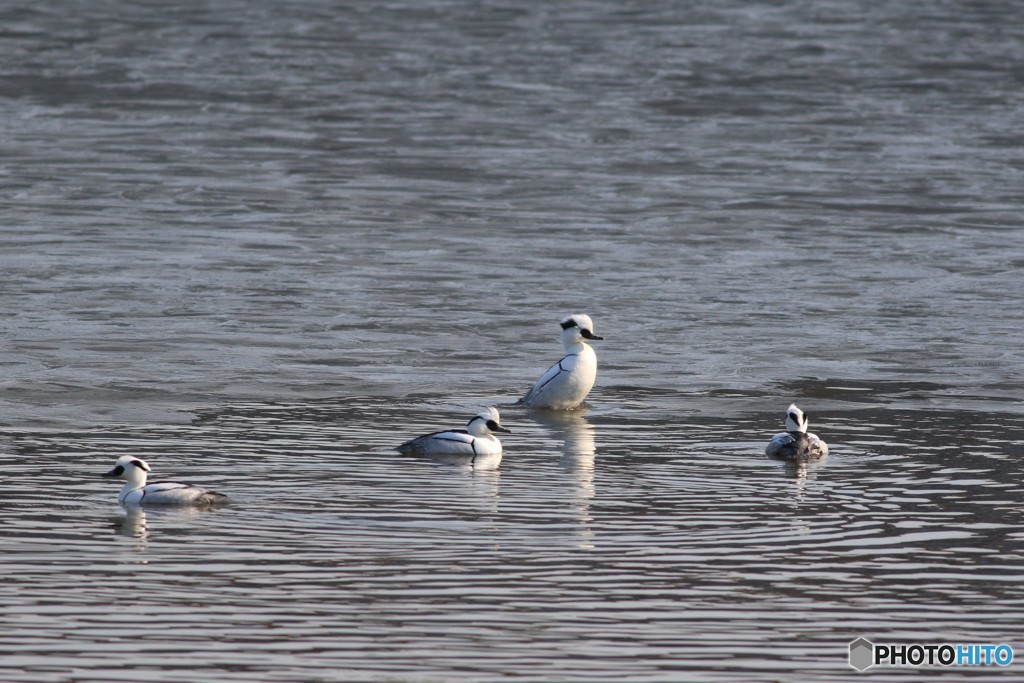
[523,347,597,409]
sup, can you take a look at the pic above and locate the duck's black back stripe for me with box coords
[121,485,143,504]
[535,354,577,393]
[433,435,471,443]
[138,483,195,502]
[420,429,470,441]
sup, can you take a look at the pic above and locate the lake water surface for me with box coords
[2,1,1024,681]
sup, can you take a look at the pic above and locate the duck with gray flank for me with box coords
[397,407,510,463]
[102,455,230,506]
[766,403,829,460]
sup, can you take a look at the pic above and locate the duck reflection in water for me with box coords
[111,507,149,539]
[528,409,596,547]
[110,505,215,541]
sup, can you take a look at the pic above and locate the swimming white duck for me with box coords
[397,407,510,463]
[765,404,829,459]
[517,314,603,410]
[101,456,230,506]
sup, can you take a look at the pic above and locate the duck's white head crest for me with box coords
[101,455,151,482]
[560,314,603,346]
[467,406,511,436]
[785,404,809,433]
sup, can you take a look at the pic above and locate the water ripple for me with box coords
[4,0,1024,680]
[4,393,1024,681]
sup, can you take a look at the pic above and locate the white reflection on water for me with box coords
[112,505,218,541]
[774,454,828,512]
[530,409,597,548]
[420,451,503,472]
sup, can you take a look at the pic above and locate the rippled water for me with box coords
[3,0,1024,681]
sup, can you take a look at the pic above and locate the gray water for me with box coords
[2,1,1024,681]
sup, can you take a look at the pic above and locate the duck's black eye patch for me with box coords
[486,420,500,431]
[560,319,579,330]
[110,465,125,476]
[802,412,809,424]
[580,328,596,339]
[788,413,799,423]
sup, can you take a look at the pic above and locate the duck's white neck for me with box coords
[124,467,148,488]
[561,328,588,354]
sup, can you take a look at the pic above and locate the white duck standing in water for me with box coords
[766,404,829,460]
[101,456,230,506]
[517,314,603,410]
[397,407,510,466]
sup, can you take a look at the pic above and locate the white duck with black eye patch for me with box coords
[766,403,829,460]
[397,407,510,461]
[517,314,603,410]
[101,455,230,506]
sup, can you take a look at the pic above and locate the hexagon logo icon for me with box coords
[849,637,874,671]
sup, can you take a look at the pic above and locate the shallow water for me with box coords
[2,1,1024,681]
